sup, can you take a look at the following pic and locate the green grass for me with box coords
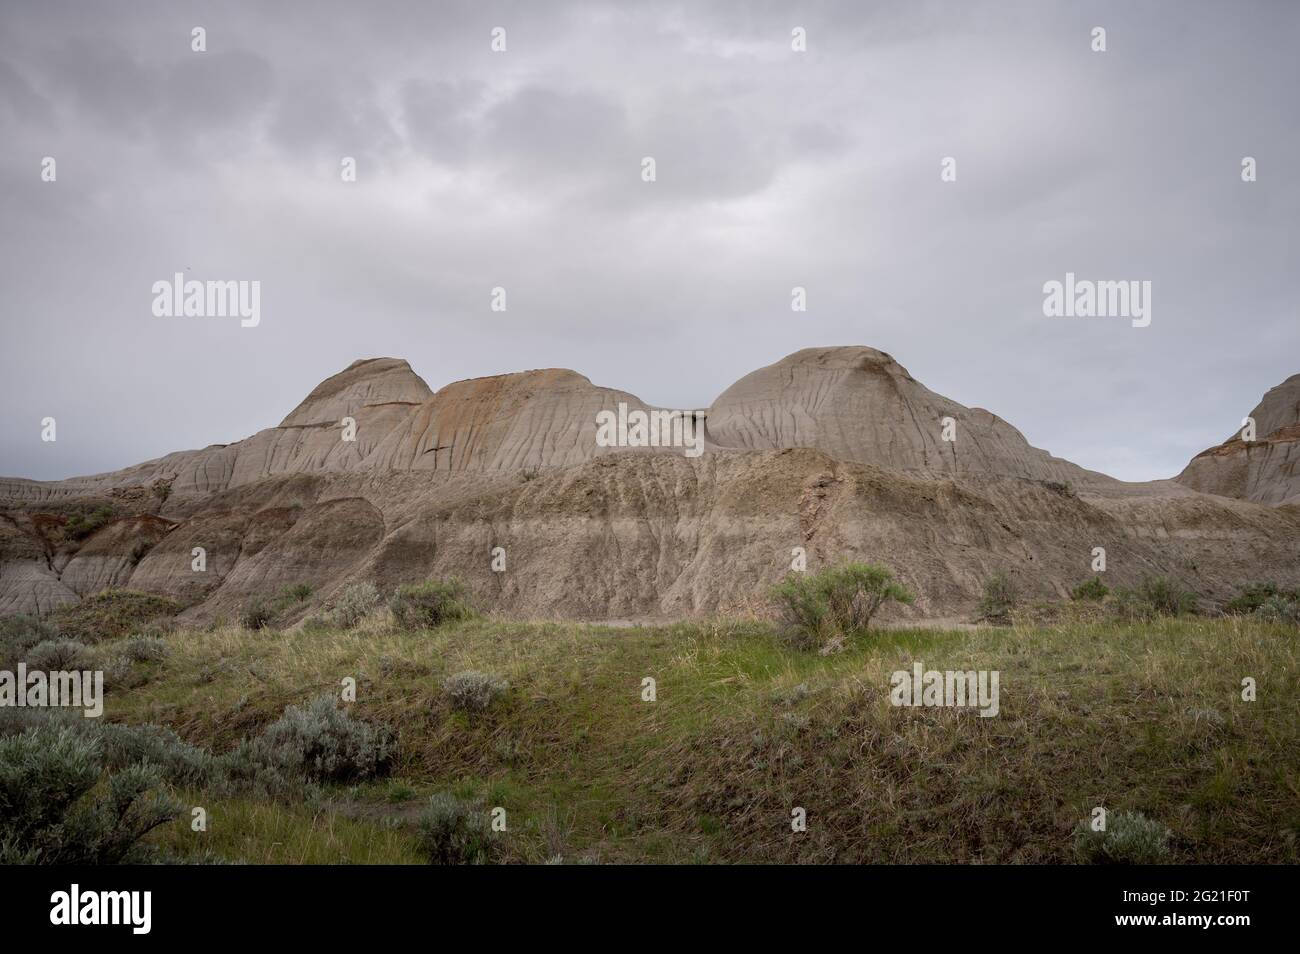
[150,794,423,864]
[97,614,1299,864]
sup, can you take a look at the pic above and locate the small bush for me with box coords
[279,582,313,604]
[1255,594,1300,627]
[770,562,914,650]
[0,710,213,790]
[977,572,1018,624]
[128,539,155,566]
[93,722,214,789]
[249,694,394,783]
[329,581,381,629]
[0,706,77,738]
[389,579,474,629]
[98,652,145,692]
[240,599,273,631]
[417,793,497,865]
[1139,576,1198,617]
[24,639,94,671]
[123,635,169,663]
[1110,587,1156,621]
[53,761,182,865]
[0,615,58,664]
[772,682,813,707]
[212,740,299,798]
[264,583,315,619]
[0,726,181,864]
[818,563,915,631]
[443,671,509,713]
[1112,576,1197,619]
[151,480,173,507]
[1071,577,1110,602]
[0,708,306,803]
[63,505,117,542]
[50,589,181,643]
[0,726,99,859]
[1225,582,1287,615]
[1072,811,1171,864]
[770,574,831,650]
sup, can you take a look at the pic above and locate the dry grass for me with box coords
[102,614,1299,864]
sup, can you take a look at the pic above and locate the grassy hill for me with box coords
[59,613,1298,864]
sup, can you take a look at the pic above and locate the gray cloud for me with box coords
[1,0,1297,483]
[40,39,274,147]
[401,78,485,163]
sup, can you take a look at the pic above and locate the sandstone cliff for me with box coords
[2,348,1296,621]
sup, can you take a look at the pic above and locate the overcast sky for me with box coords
[2,0,1296,483]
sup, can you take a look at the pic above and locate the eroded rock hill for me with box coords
[1176,374,1300,506]
[2,347,1296,621]
[708,348,1117,487]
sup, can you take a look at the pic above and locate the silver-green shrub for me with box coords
[443,671,509,713]
[1072,810,1171,864]
[329,581,381,629]
[248,694,394,783]
[417,792,497,865]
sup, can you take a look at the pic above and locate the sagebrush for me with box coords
[0,726,181,864]
[417,793,497,864]
[770,562,914,650]
[389,579,474,629]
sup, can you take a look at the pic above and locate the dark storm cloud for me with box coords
[40,39,274,144]
[1,0,1297,483]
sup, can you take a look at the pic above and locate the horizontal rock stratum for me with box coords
[2,346,1297,621]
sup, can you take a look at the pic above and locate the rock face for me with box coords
[2,347,1297,621]
[0,361,656,503]
[1176,374,1300,506]
[0,515,76,616]
[360,369,656,473]
[278,357,434,428]
[0,358,434,504]
[707,347,1112,487]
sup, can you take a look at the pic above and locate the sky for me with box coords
[1,0,1296,483]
